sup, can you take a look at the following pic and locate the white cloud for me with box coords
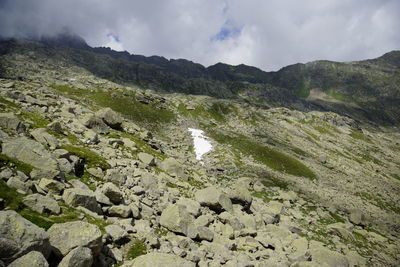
[0,0,399,70]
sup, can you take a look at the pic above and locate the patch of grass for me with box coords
[126,240,147,260]
[290,146,309,157]
[390,173,400,181]
[0,96,18,108]
[252,190,275,203]
[61,144,110,170]
[155,227,169,237]
[360,153,383,165]
[349,130,371,142]
[357,192,400,214]
[209,131,316,179]
[166,182,178,188]
[178,102,234,123]
[20,112,51,128]
[314,125,333,136]
[0,154,35,175]
[186,177,205,189]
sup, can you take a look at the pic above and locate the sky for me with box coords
[0,0,399,71]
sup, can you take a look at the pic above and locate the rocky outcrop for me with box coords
[96,108,123,129]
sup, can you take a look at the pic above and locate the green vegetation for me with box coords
[155,227,169,237]
[178,102,234,123]
[0,96,18,108]
[21,112,51,128]
[61,144,110,170]
[252,190,276,203]
[349,130,370,142]
[0,154,35,175]
[314,125,334,136]
[209,131,316,179]
[357,192,400,214]
[127,240,147,260]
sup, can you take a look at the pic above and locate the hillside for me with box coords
[0,37,399,266]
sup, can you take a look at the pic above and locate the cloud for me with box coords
[0,0,399,71]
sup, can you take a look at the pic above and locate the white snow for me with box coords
[188,128,212,161]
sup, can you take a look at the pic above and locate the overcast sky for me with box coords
[0,0,399,71]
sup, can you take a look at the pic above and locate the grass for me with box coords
[357,192,400,215]
[349,130,371,142]
[314,125,334,136]
[209,131,316,179]
[177,102,234,123]
[0,154,35,175]
[0,96,18,108]
[126,240,147,260]
[61,144,110,170]
[252,190,276,203]
[20,112,51,128]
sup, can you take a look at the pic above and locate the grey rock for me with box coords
[63,188,102,214]
[195,186,233,213]
[349,209,366,226]
[309,247,349,267]
[87,167,104,179]
[57,158,74,174]
[2,137,58,171]
[47,121,64,135]
[31,169,60,180]
[108,205,132,218]
[122,252,195,267]
[94,190,112,206]
[30,128,59,149]
[23,194,61,214]
[196,226,214,241]
[96,108,123,129]
[159,157,185,178]
[83,129,99,144]
[100,182,123,204]
[138,152,156,167]
[7,176,30,193]
[227,185,252,209]
[58,246,93,267]
[0,210,50,264]
[82,114,109,134]
[160,204,194,236]
[0,113,26,133]
[104,224,129,244]
[47,221,102,257]
[176,198,201,217]
[68,179,90,190]
[38,178,65,194]
[8,251,48,267]
[104,169,126,186]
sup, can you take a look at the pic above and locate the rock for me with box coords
[195,186,233,213]
[176,198,201,217]
[47,121,64,135]
[83,129,99,144]
[58,247,93,267]
[104,169,126,186]
[87,167,104,179]
[0,113,26,133]
[30,128,59,149]
[23,194,61,214]
[94,190,112,206]
[57,158,74,174]
[227,185,252,209]
[0,210,51,264]
[108,205,132,218]
[63,188,102,214]
[7,176,30,193]
[82,114,109,134]
[159,157,185,178]
[8,251,48,267]
[122,252,195,267]
[309,247,349,266]
[349,209,366,226]
[69,179,90,190]
[138,152,156,167]
[264,201,284,217]
[104,225,129,244]
[2,137,59,171]
[38,178,65,194]
[196,226,214,241]
[96,108,123,129]
[160,204,194,236]
[100,182,123,204]
[47,221,102,257]
[30,169,60,180]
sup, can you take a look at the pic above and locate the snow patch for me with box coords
[188,128,213,161]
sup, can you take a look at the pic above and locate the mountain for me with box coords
[0,35,399,266]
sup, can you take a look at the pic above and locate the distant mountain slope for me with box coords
[0,33,399,125]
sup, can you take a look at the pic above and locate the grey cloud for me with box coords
[0,0,399,71]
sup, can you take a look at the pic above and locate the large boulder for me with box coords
[96,108,123,129]
[47,221,102,257]
[82,115,109,134]
[30,128,59,150]
[122,252,195,267]
[195,186,233,213]
[57,246,93,267]
[137,152,156,167]
[0,210,51,264]
[38,178,65,194]
[8,251,48,267]
[62,188,102,214]
[160,204,194,236]
[308,247,349,266]
[227,185,253,209]
[23,194,61,214]
[108,205,132,218]
[159,158,185,178]
[100,182,123,204]
[1,137,59,171]
[0,113,26,133]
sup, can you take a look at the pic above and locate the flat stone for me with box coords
[8,251,48,267]
[122,252,195,267]
[23,194,61,214]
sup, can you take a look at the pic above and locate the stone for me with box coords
[104,169,126,186]
[100,182,123,204]
[138,152,156,166]
[87,167,104,179]
[196,226,214,241]
[62,188,102,214]
[2,137,59,171]
[57,158,74,174]
[108,205,132,218]
[23,194,61,214]
[58,247,93,267]
[8,251,48,267]
[122,252,195,267]
[68,179,90,190]
[195,186,233,213]
[159,157,185,178]
[96,108,123,129]
[30,128,59,149]
[83,129,99,144]
[176,198,201,217]
[38,178,65,194]
[82,114,109,134]
[0,113,26,133]
[264,201,284,217]
[47,121,64,135]
[349,209,366,226]
[31,169,60,180]
[94,190,112,206]
[227,185,253,209]
[47,221,102,257]
[160,204,194,236]
[0,210,51,264]
[7,177,30,193]
[104,225,129,244]
[308,247,349,267]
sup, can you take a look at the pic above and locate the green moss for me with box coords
[127,240,147,260]
[349,130,371,142]
[61,144,110,170]
[209,131,316,179]
[0,154,35,175]
[252,191,275,203]
[357,192,400,214]
[186,177,205,189]
[178,102,234,123]
[166,182,178,188]
[0,96,18,108]
[20,112,51,128]
[314,126,333,136]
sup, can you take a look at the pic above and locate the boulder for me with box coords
[108,205,132,218]
[176,198,201,217]
[195,186,233,213]
[47,121,64,135]
[62,188,102,214]
[0,210,51,264]
[31,169,60,180]
[137,152,156,167]
[159,157,185,178]
[309,247,349,267]
[349,209,366,226]
[100,182,123,204]
[38,178,65,194]
[122,252,195,267]
[96,108,123,129]
[57,246,93,267]
[227,185,253,209]
[0,113,26,133]
[104,169,126,186]
[23,194,61,214]
[30,128,59,149]
[8,251,48,267]
[47,221,102,257]
[160,204,194,236]
[68,179,90,190]
[104,225,129,244]
[82,115,109,134]
[2,137,58,171]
